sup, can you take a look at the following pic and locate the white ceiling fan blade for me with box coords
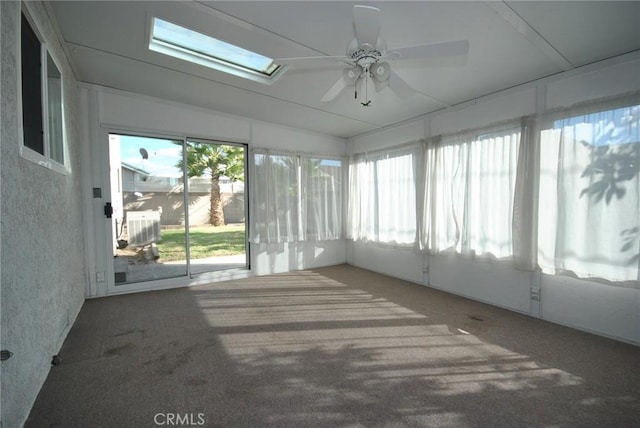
[353,5,381,47]
[388,70,415,98]
[373,77,389,93]
[321,75,349,102]
[386,40,469,60]
[275,55,352,66]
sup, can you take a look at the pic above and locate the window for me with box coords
[149,17,282,84]
[20,10,66,170]
[46,52,64,164]
[252,151,343,243]
[253,153,300,243]
[348,148,417,247]
[347,126,520,253]
[421,127,520,259]
[538,102,639,282]
[302,158,343,241]
[21,12,43,155]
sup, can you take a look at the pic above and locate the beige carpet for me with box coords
[27,265,640,427]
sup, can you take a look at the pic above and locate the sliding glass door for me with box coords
[185,139,247,275]
[108,133,247,286]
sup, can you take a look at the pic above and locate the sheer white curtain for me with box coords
[347,147,417,247]
[301,157,343,241]
[538,101,640,282]
[512,117,539,271]
[252,152,300,243]
[252,150,343,243]
[420,124,520,259]
[346,153,373,241]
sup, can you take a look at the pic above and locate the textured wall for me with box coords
[0,2,86,427]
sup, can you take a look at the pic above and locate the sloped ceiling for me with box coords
[49,1,640,138]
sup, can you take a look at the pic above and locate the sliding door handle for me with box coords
[104,202,113,219]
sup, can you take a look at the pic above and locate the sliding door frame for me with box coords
[184,137,251,278]
[100,125,250,296]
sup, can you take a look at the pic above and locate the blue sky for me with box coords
[153,18,274,73]
[555,104,639,146]
[119,135,183,178]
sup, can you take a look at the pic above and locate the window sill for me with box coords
[20,145,69,175]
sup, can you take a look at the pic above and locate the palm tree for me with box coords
[179,143,244,226]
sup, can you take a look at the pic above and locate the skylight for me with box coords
[149,17,282,83]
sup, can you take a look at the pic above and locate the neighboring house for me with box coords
[119,162,245,227]
[121,162,151,191]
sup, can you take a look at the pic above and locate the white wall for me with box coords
[81,86,348,297]
[250,121,345,155]
[347,53,640,345]
[98,90,251,143]
[541,275,639,344]
[428,254,532,315]
[252,241,346,276]
[348,119,425,155]
[0,2,87,427]
[348,241,425,284]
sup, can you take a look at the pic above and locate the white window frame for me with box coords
[147,16,286,86]
[347,146,418,248]
[18,5,68,175]
[251,149,344,243]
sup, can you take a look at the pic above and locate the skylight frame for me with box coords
[148,17,285,85]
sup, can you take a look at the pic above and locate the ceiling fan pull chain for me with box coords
[362,67,371,107]
[367,75,370,105]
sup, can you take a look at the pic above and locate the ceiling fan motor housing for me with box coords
[347,37,386,61]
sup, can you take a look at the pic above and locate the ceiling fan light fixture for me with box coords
[372,62,390,82]
[343,66,362,85]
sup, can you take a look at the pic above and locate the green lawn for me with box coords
[156,224,246,262]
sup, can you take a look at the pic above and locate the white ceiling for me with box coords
[49,1,640,138]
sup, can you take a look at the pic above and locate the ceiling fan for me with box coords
[276,5,469,106]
